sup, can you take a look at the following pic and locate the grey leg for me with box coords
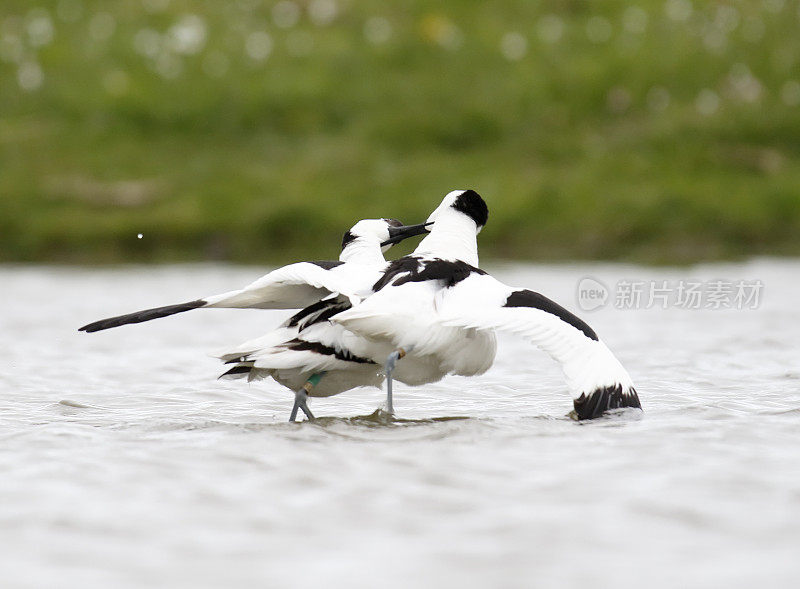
[384,346,412,414]
[289,381,316,422]
[289,389,303,422]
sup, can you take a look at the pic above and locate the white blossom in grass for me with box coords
[781,80,800,106]
[143,0,171,13]
[714,5,739,33]
[586,16,612,43]
[646,86,671,112]
[0,32,24,64]
[134,28,161,58]
[537,14,563,44]
[18,61,44,91]
[245,31,272,61]
[764,0,785,14]
[155,51,182,79]
[771,47,796,73]
[309,0,337,27]
[167,15,206,55]
[664,0,692,23]
[26,9,54,47]
[622,7,648,34]
[364,17,392,45]
[739,77,762,103]
[607,86,631,114]
[500,32,527,61]
[238,0,260,12]
[696,89,720,115]
[421,15,462,51]
[729,63,762,103]
[273,1,300,29]
[703,28,727,54]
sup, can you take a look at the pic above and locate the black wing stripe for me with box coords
[284,339,376,364]
[286,299,335,328]
[504,289,598,341]
[308,260,344,270]
[78,299,206,333]
[286,298,352,331]
[373,256,486,292]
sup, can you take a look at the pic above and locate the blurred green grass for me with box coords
[2,0,800,264]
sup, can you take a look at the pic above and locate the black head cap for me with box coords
[451,189,488,228]
[383,218,403,228]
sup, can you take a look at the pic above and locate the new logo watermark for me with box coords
[577,277,609,311]
[577,277,763,311]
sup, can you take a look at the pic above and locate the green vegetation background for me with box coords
[2,0,800,264]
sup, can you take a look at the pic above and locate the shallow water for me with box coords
[2,260,799,588]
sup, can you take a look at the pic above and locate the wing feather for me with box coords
[79,262,357,332]
[436,274,641,419]
[203,262,355,310]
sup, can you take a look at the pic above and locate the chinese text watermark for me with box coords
[577,277,763,311]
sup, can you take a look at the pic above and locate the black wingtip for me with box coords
[571,385,641,420]
[78,299,206,333]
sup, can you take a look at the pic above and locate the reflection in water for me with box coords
[312,409,471,427]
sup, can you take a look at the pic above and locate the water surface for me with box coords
[2,260,798,588]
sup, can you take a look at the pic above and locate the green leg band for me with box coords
[306,372,325,387]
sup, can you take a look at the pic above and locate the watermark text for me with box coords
[577,277,763,311]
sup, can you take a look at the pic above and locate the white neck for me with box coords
[413,213,479,266]
[339,239,386,265]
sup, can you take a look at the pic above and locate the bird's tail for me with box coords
[218,360,272,382]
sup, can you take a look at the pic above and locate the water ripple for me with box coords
[2,262,800,589]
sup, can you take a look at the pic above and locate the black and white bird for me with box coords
[216,218,432,420]
[332,190,642,420]
[217,302,389,421]
[78,218,430,333]
[227,190,641,421]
